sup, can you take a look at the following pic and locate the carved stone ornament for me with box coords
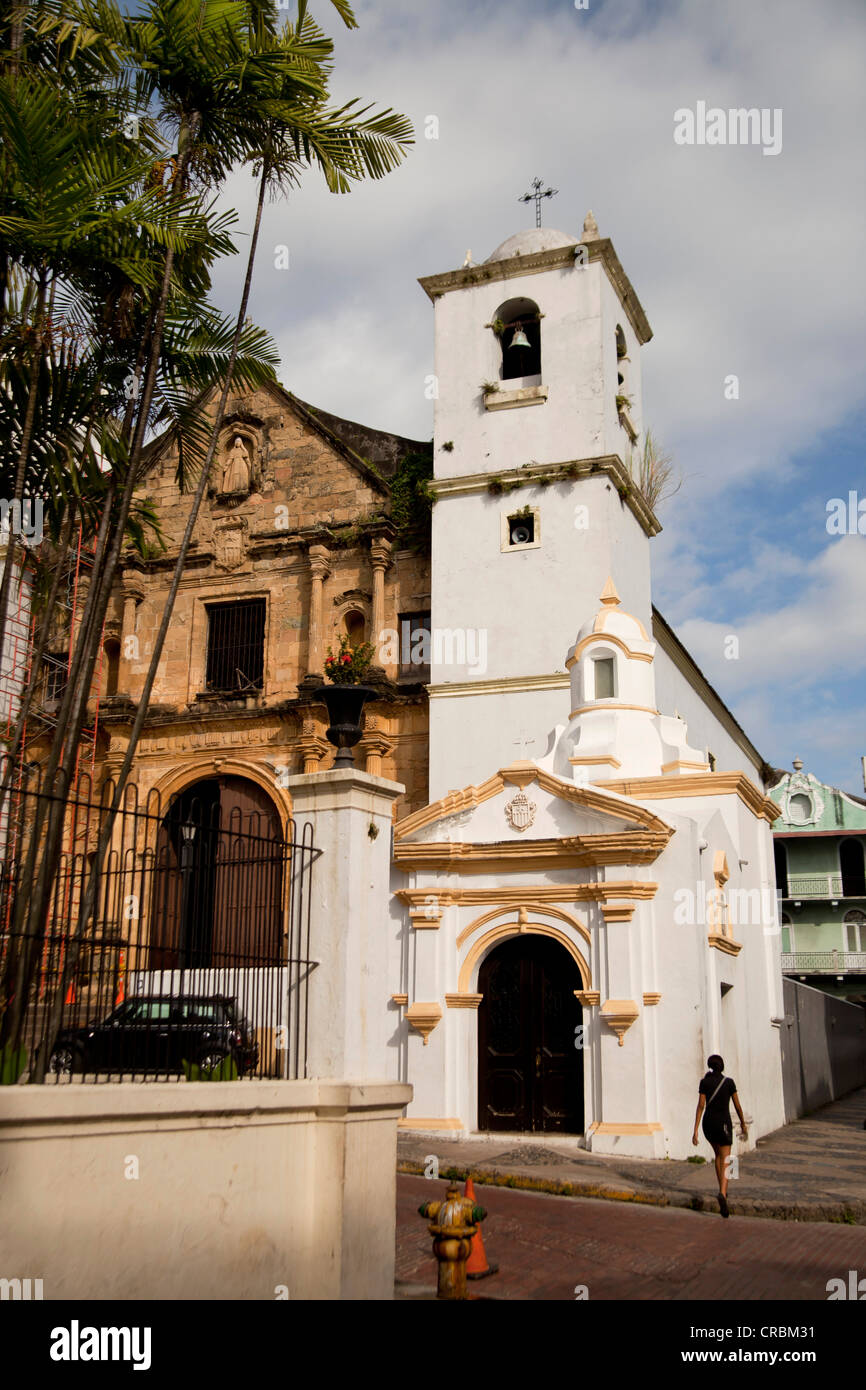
[214,519,247,571]
[221,434,251,495]
[504,788,537,832]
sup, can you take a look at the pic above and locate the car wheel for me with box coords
[198,1049,230,1073]
[49,1045,82,1075]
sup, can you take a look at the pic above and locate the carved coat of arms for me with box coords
[215,521,246,571]
[505,790,537,832]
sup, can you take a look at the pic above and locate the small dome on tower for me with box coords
[485,227,578,263]
[574,577,650,647]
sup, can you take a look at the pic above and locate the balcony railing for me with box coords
[781,951,866,974]
[784,874,843,898]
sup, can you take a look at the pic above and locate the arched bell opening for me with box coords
[495,296,542,381]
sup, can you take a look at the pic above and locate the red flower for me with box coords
[341,653,352,663]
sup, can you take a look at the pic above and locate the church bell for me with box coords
[509,326,531,349]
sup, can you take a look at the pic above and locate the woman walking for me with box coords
[692,1055,747,1217]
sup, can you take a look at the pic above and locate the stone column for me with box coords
[358,714,394,778]
[305,544,331,681]
[295,716,329,774]
[284,767,405,1080]
[118,580,145,695]
[369,537,392,664]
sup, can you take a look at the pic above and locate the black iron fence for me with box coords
[0,763,319,1083]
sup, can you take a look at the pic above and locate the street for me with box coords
[397,1174,866,1300]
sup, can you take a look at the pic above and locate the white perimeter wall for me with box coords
[0,1080,411,1301]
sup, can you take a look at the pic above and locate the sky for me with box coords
[208,0,866,792]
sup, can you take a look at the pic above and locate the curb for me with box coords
[397,1161,866,1225]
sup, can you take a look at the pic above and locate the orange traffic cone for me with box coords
[64,982,76,1005]
[464,1176,498,1280]
[115,949,126,1006]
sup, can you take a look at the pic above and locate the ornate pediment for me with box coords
[394,760,674,871]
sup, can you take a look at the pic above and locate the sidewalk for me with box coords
[397,1088,866,1224]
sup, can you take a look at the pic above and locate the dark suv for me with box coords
[49,994,259,1077]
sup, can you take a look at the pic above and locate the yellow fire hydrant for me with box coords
[418,1184,488,1300]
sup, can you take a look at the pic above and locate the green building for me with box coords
[770,759,866,1004]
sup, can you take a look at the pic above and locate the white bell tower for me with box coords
[419,213,659,800]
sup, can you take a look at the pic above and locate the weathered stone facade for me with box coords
[95,381,432,818]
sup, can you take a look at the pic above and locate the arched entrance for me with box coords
[478,935,584,1133]
[149,775,284,970]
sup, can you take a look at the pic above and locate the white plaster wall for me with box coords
[284,769,404,1080]
[600,272,644,459]
[428,472,654,797]
[428,688,565,801]
[0,1080,412,1300]
[652,640,764,779]
[626,798,785,1157]
[431,475,653,679]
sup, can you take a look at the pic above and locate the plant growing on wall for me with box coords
[389,450,434,550]
[635,429,682,511]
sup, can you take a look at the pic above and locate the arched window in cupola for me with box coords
[494,297,542,381]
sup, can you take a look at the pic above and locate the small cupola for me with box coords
[566,577,656,711]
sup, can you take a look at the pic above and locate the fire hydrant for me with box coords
[418,1184,487,1300]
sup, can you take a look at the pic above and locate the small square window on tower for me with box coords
[500,506,541,552]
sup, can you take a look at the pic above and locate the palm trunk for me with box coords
[19,119,203,1076]
[31,161,270,1080]
[0,268,48,691]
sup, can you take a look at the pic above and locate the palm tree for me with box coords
[1,0,412,1079]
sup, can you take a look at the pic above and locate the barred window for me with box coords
[43,653,68,707]
[398,611,431,680]
[205,599,266,693]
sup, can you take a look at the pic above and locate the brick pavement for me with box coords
[397,1174,866,1300]
[397,1088,866,1224]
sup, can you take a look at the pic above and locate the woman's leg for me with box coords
[717,1145,732,1197]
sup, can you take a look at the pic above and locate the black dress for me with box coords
[700,1073,737,1147]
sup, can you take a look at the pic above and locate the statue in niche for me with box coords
[221,435,251,494]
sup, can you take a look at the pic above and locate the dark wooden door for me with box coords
[213,777,283,964]
[150,777,283,969]
[478,935,583,1133]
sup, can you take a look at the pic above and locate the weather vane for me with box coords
[518,177,558,228]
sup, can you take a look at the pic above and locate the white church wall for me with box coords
[599,272,644,461]
[652,638,763,780]
[429,473,654,798]
[431,473,653,678]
